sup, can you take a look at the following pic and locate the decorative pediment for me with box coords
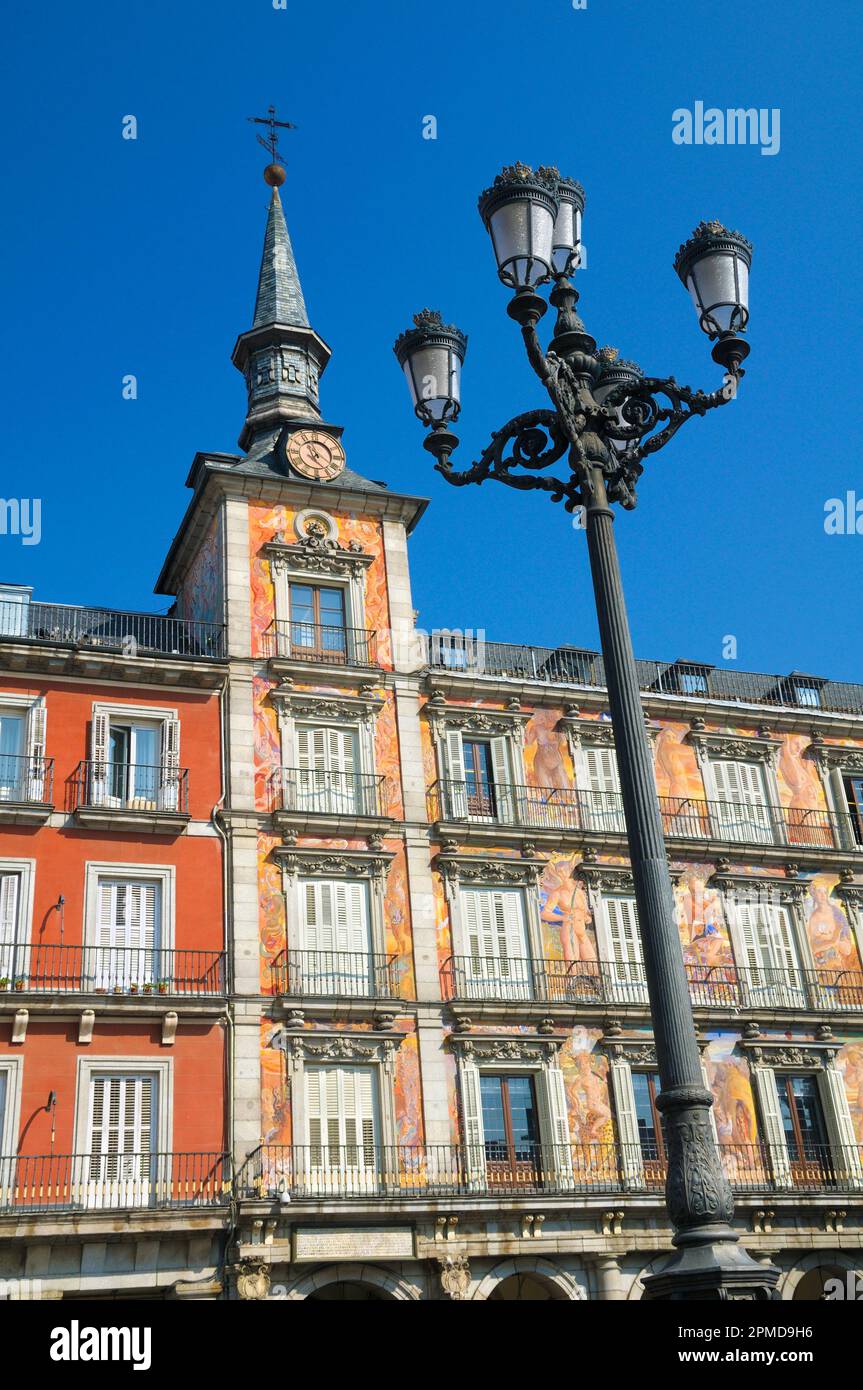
[263,532,374,579]
[274,845,393,885]
[688,727,782,767]
[286,1030,403,1064]
[450,1033,562,1062]
[559,715,617,749]
[578,863,636,896]
[709,871,808,908]
[271,686,384,725]
[435,851,543,895]
[808,737,863,775]
[424,692,531,736]
[741,1039,835,1070]
[604,1038,658,1067]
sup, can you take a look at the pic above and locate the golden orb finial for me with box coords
[263,162,287,187]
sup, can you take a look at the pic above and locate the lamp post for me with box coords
[394,163,778,1301]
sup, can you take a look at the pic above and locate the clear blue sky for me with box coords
[1,0,861,681]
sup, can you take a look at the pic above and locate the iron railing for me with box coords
[262,620,378,668]
[242,1141,863,1200]
[0,753,54,805]
[70,761,189,815]
[0,946,225,996]
[0,600,225,660]
[269,768,389,819]
[268,949,399,999]
[428,780,861,852]
[439,955,863,1013]
[0,1151,230,1212]
[428,635,863,716]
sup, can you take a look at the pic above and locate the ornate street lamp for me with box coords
[394,166,777,1301]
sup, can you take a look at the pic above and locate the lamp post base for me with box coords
[642,1240,781,1301]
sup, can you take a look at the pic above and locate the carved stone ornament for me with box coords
[438,1254,471,1300]
[561,715,618,749]
[607,1040,657,1066]
[809,742,863,774]
[578,863,636,895]
[688,729,782,767]
[425,703,531,736]
[436,853,542,891]
[272,690,383,724]
[276,847,393,885]
[234,1259,271,1301]
[289,1032,402,1064]
[452,1035,562,1062]
[265,533,374,579]
[743,1043,832,1070]
[711,873,808,909]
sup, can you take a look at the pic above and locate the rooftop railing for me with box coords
[429,781,862,852]
[261,620,378,668]
[0,600,225,661]
[0,1151,230,1212]
[429,636,863,716]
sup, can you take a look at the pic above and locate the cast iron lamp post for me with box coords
[394,163,778,1301]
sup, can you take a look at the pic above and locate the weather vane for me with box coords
[247,105,297,183]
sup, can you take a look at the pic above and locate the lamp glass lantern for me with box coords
[393,310,468,425]
[674,221,752,338]
[477,164,559,289]
[549,175,586,277]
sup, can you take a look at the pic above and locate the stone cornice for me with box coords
[273,845,394,883]
[434,851,544,891]
[603,1038,658,1067]
[577,863,637,896]
[424,693,532,734]
[270,686,384,723]
[284,1029,404,1064]
[808,736,863,774]
[709,871,809,907]
[687,726,783,766]
[739,1039,836,1069]
[449,1033,563,1062]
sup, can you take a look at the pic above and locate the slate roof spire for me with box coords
[231,163,332,452]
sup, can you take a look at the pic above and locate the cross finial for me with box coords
[247,105,297,174]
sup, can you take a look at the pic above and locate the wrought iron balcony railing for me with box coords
[428,635,863,716]
[0,946,225,996]
[70,761,189,815]
[0,600,225,660]
[439,955,863,1013]
[269,767,389,819]
[0,1151,230,1212]
[242,1141,863,1201]
[429,780,860,852]
[0,753,54,804]
[261,620,378,668]
[268,949,399,999]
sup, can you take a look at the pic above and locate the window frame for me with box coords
[84,862,176,956]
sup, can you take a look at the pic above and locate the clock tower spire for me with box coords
[231,122,332,453]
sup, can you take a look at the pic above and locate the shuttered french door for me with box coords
[296,725,358,815]
[582,745,626,833]
[86,1073,156,1207]
[442,730,513,823]
[733,901,804,1008]
[305,1065,378,1193]
[462,888,531,1000]
[710,759,774,844]
[601,896,647,1003]
[0,873,20,981]
[94,878,160,990]
[300,879,371,995]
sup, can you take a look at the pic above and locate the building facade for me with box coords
[2,166,863,1302]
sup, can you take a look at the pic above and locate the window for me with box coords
[461,887,531,999]
[0,699,46,803]
[93,876,161,989]
[295,724,362,815]
[86,1072,156,1207]
[0,1059,23,1171]
[599,895,646,1003]
[90,707,180,812]
[710,759,774,844]
[680,670,709,696]
[0,586,30,638]
[844,777,863,847]
[305,1065,378,1191]
[289,582,348,661]
[299,879,372,995]
[442,729,514,822]
[580,744,625,833]
[631,1072,668,1180]
[0,872,22,981]
[732,900,804,1008]
[480,1074,539,1187]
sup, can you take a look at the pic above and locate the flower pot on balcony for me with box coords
[0,979,9,991]
[129,983,139,994]
[142,983,154,994]
[13,979,25,992]
[157,982,169,995]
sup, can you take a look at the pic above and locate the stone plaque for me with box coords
[292,1227,415,1263]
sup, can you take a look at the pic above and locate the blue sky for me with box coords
[1,0,861,681]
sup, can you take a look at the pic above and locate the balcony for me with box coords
[0,945,225,997]
[70,760,190,833]
[429,780,860,862]
[269,767,392,834]
[268,948,399,1000]
[241,1141,863,1202]
[439,956,863,1016]
[428,636,863,718]
[0,601,226,687]
[0,1152,230,1213]
[0,753,54,825]
[262,620,379,676]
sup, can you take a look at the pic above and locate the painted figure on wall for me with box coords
[562,1030,613,1151]
[674,868,734,971]
[540,858,597,967]
[524,710,572,791]
[838,1044,863,1143]
[805,878,861,973]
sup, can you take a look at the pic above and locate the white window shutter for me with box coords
[0,873,20,979]
[160,718,181,810]
[459,1059,485,1187]
[584,744,623,830]
[609,1058,644,1187]
[91,709,110,804]
[817,1067,863,1187]
[542,1066,575,1187]
[752,1068,792,1188]
[602,896,645,1001]
[26,701,47,801]
[444,729,468,817]
[490,736,514,823]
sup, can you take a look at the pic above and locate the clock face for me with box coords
[286,429,346,481]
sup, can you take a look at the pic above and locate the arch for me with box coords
[472,1257,586,1301]
[627,1254,672,1300]
[283,1263,421,1302]
[782,1251,862,1302]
